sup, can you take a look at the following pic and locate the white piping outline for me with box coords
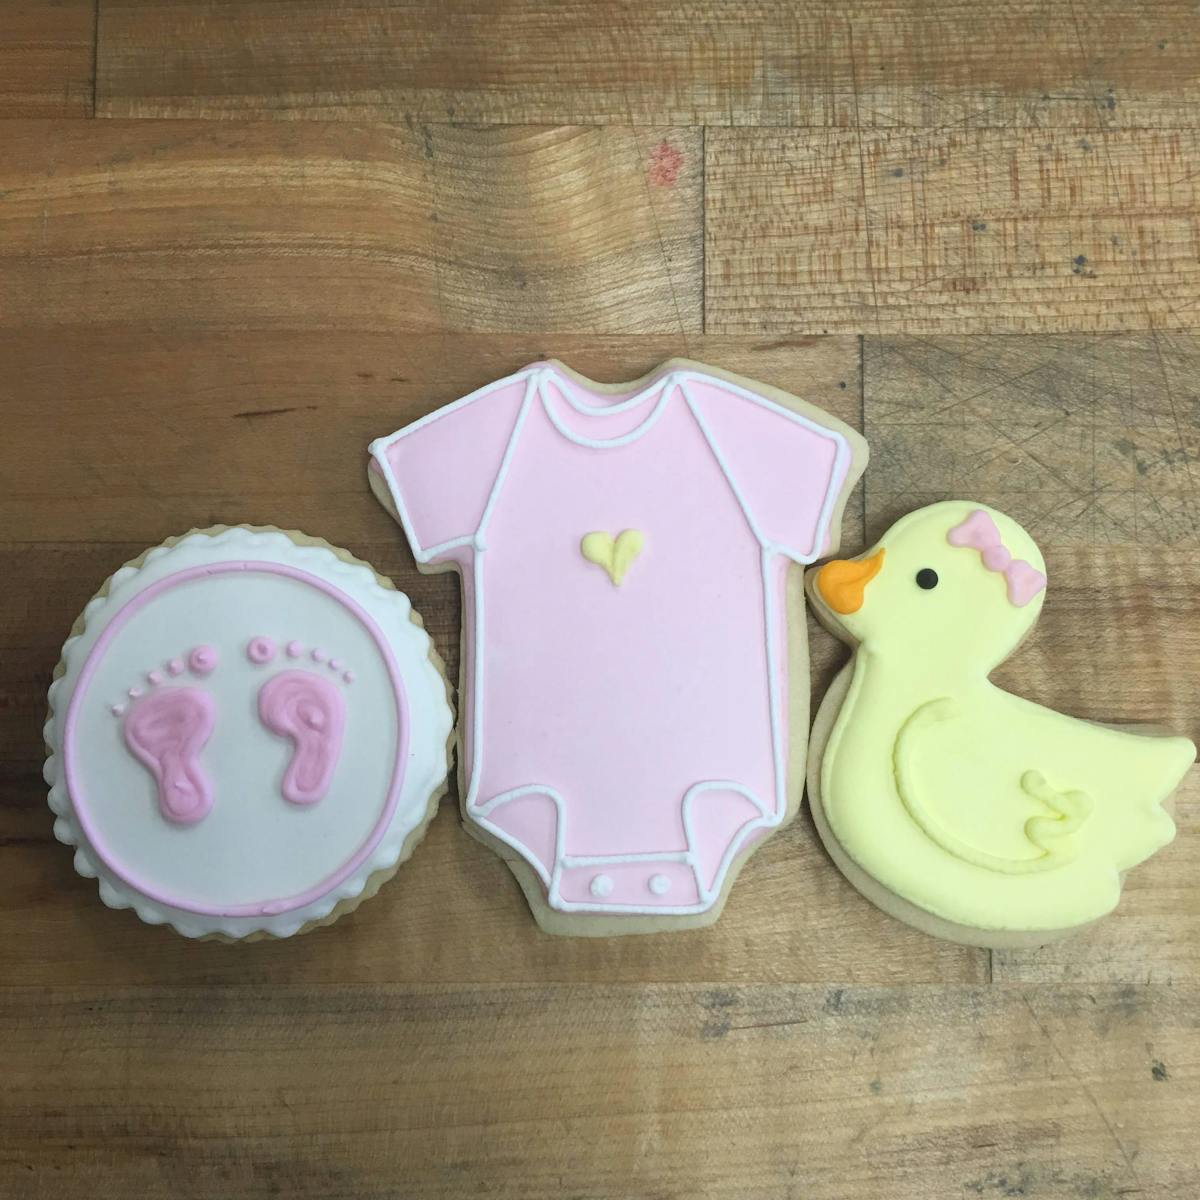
[472,781,772,914]
[369,363,852,914]
[539,370,674,448]
[679,375,851,564]
[465,376,535,807]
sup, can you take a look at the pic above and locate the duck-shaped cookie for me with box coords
[805,501,1195,947]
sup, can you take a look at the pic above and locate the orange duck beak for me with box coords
[816,550,885,615]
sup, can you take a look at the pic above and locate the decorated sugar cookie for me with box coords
[44,527,452,939]
[369,358,867,934]
[805,501,1195,948]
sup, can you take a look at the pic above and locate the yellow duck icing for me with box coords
[806,500,1195,940]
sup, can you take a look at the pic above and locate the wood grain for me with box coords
[0,330,855,544]
[0,121,701,335]
[863,335,1200,547]
[95,1,1200,128]
[3,983,1197,1198]
[0,1,94,118]
[706,128,1200,334]
[3,5,1199,1192]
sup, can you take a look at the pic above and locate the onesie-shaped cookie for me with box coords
[805,501,1195,948]
[370,358,867,934]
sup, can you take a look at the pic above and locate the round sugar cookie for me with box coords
[43,526,453,940]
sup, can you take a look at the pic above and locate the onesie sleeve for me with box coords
[369,375,530,562]
[684,376,852,561]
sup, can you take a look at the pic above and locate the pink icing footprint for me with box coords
[257,670,346,806]
[123,687,216,825]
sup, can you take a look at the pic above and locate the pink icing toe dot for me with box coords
[167,658,185,677]
[286,640,303,658]
[111,703,126,717]
[128,686,143,699]
[343,671,354,684]
[329,658,343,671]
[147,670,164,686]
[188,646,218,676]
[311,648,327,664]
[247,635,277,665]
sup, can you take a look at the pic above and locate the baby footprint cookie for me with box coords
[805,501,1195,948]
[44,526,452,940]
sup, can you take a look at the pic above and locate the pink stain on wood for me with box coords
[648,141,685,187]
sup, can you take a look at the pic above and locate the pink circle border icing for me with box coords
[62,559,410,919]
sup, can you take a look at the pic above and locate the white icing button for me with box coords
[589,874,614,898]
[648,873,671,896]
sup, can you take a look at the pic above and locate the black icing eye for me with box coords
[915,568,939,590]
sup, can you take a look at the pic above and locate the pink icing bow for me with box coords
[946,510,1046,607]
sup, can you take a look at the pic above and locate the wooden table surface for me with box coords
[3,4,1199,1197]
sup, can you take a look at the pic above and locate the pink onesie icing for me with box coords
[371,363,851,915]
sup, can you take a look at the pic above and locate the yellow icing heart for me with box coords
[580,530,645,586]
